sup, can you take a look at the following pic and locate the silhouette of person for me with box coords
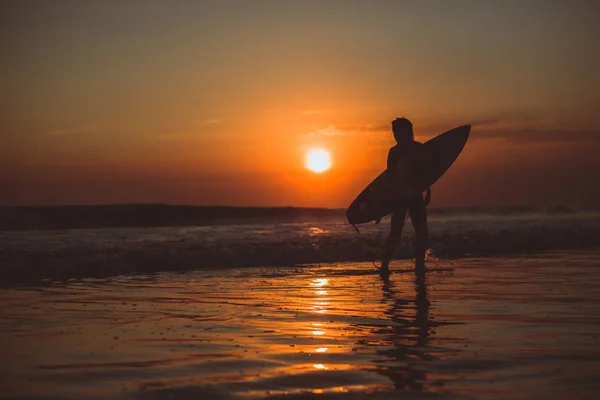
[380,118,430,277]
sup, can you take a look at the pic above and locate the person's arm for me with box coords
[386,148,404,200]
[386,148,397,182]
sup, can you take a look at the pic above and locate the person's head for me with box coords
[391,117,413,144]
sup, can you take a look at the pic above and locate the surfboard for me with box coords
[346,125,470,225]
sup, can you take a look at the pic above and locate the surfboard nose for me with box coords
[346,199,368,225]
[346,202,358,224]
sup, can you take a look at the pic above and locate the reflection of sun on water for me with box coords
[310,278,329,314]
[308,227,327,236]
[313,387,349,394]
[311,278,328,287]
[308,277,329,335]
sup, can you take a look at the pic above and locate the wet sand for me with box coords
[2,250,600,399]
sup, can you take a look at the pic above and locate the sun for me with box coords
[305,148,332,173]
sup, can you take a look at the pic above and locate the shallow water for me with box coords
[2,251,600,399]
[2,212,600,285]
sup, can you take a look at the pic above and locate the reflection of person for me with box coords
[380,117,430,278]
[413,272,430,347]
[378,272,431,389]
[381,272,430,346]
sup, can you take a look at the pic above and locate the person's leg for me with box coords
[409,198,429,273]
[381,207,407,276]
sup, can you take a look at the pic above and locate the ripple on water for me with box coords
[1,251,600,399]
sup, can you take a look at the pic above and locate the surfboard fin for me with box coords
[351,224,360,234]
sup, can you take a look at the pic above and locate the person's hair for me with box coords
[392,117,414,143]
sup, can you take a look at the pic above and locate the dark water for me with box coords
[1,207,599,285]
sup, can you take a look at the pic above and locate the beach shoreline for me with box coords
[2,210,599,286]
[2,250,599,399]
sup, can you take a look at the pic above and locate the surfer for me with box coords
[380,117,430,277]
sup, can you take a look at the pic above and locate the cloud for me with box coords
[46,129,73,136]
[300,114,600,146]
[301,109,332,115]
[44,127,96,136]
[418,110,548,134]
[473,128,600,144]
[419,118,600,144]
[302,123,389,138]
[200,118,221,125]
[338,123,389,133]
[301,125,346,137]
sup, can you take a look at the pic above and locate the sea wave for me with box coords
[0,204,597,231]
[1,211,599,285]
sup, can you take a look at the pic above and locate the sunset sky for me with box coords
[2,0,599,207]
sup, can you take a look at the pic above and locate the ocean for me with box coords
[1,205,599,285]
[2,206,600,399]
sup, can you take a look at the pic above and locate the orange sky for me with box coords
[2,1,599,207]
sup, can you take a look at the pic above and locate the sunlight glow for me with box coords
[305,149,332,173]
